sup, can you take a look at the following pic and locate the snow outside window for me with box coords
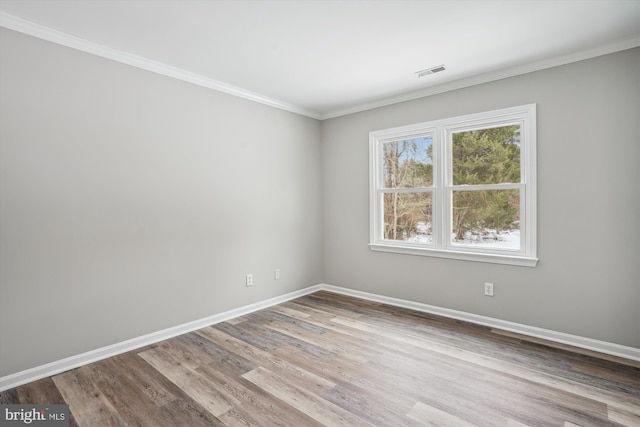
[369,104,538,267]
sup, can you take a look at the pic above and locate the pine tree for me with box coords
[451,125,520,241]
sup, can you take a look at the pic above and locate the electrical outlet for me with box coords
[484,282,494,297]
[274,268,281,280]
[246,274,253,287]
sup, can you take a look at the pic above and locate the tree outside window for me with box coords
[370,104,537,267]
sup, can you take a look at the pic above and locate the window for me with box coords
[369,104,537,267]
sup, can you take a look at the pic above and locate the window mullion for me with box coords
[520,186,526,253]
[380,187,433,194]
[369,104,537,266]
[435,125,448,249]
[450,183,523,191]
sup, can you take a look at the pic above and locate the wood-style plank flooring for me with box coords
[2,291,639,426]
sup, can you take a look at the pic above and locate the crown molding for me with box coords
[0,12,322,120]
[318,37,640,120]
[2,12,638,121]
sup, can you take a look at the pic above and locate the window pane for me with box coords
[384,192,432,243]
[383,137,433,188]
[452,125,520,185]
[452,189,520,249]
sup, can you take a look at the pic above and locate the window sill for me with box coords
[369,243,538,267]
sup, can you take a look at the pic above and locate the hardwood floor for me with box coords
[2,291,639,426]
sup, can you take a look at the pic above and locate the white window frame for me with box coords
[369,104,537,267]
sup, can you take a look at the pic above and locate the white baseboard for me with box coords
[319,284,640,363]
[0,285,322,392]
[2,282,638,392]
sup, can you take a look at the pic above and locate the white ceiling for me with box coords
[1,0,639,119]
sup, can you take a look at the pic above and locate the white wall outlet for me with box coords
[274,268,281,280]
[484,282,494,297]
[246,274,253,287]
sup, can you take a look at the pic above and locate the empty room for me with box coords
[1,0,639,426]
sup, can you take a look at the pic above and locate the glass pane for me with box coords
[452,189,520,249]
[452,125,521,185]
[382,137,433,188]
[383,192,432,243]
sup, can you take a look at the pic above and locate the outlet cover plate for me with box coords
[484,282,494,296]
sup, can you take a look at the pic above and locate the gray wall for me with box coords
[322,47,640,348]
[0,28,323,377]
[1,27,638,378]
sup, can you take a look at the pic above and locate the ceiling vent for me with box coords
[415,65,446,78]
